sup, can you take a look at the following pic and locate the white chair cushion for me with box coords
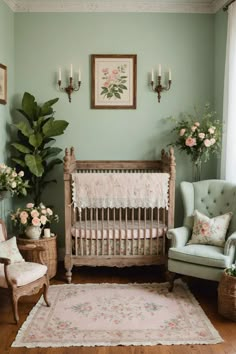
[0,236,25,263]
[0,262,47,288]
[0,224,5,242]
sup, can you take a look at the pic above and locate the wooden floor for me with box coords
[0,263,236,354]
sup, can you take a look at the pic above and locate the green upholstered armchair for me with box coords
[167,180,236,290]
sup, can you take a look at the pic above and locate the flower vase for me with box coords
[192,161,202,182]
[25,225,42,239]
[0,190,10,201]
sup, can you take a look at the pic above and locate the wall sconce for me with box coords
[150,64,172,103]
[57,64,81,103]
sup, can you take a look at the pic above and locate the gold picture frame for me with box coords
[91,54,137,109]
[0,64,7,105]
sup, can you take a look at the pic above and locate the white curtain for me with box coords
[221,2,236,181]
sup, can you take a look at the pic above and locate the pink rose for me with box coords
[46,208,53,216]
[179,129,186,136]
[103,81,110,88]
[26,203,34,208]
[204,139,211,147]
[185,137,197,147]
[210,138,216,145]
[12,171,17,178]
[208,127,215,134]
[194,122,200,127]
[40,215,47,225]
[191,126,197,132]
[112,69,118,75]
[32,217,41,226]
[20,217,28,225]
[31,209,39,218]
[18,171,24,177]
[198,132,205,139]
[20,211,28,218]
[102,68,109,74]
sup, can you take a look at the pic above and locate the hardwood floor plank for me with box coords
[0,264,235,354]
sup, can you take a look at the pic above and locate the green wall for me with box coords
[0,0,14,162]
[0,7,228,246]
[0,0,14,222]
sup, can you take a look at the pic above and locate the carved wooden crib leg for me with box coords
[64,256,73,283]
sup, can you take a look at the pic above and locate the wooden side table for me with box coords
[17,236,57,279]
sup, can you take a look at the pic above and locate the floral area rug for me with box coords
[12,280,223,348]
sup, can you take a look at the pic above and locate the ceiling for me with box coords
[3,0,228,14]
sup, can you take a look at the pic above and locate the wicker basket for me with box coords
[17,236,57,279]
[218,270,236,321]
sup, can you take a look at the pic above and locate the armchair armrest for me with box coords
[0,257,11,265]
[167,226,191,248]
[224,232,236,256]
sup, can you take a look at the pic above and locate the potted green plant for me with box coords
[11,92,69,205]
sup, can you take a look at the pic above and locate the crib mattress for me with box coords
[71,220,167,240]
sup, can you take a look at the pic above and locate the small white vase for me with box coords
[25,225,42,239]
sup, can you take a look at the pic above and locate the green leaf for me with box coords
[44,158,62,173]
[25,154,44,177]
[107,93,113,99]
[11,157,26,167]
[14,121,33,137]
[16,109,33,126]
[118,88,123,94]
[22,92,37,120]
[29,132,43,148]
[11,143,32,154]
[41,147,62,159]
[120,76,127,79]
[101,87,108,93]
[42,119,69,137]
[114,92,121,99]
[119,84,127,90]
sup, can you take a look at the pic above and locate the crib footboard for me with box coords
[64,147,176,283]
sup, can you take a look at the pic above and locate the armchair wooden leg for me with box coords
[12,292,19,324]
[166,271,177,292]
[43,281,50,307]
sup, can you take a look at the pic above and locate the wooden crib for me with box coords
[64,147,176,283]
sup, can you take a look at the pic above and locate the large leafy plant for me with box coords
[11,92,69,205]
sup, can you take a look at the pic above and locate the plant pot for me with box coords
[25,225,42,240]
[218,270,236,321]
[0,190,10,201]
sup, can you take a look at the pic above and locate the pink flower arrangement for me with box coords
[169,103,222,165]
[11,203,59,233]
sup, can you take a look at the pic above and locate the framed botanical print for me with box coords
[0,64,7,105]
[91,54,137,109]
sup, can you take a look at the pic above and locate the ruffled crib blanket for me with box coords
[72,172,170,209]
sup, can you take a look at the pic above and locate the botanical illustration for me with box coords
[100,65,127,100]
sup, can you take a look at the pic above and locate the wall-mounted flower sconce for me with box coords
[57,64,81,103]
[150,64,172,103]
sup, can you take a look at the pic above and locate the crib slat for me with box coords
[157,208,160,256]
[138,207,141,254]
[74,208,78,256]
[96,208,98,256]
[119,207,122,255]
[163,208,166,255]
[85,208,87,256]
[101,207,104,256]
[125,208,128,255]
[90,208,93,255]
[150,208,153,255]
[113,208,116,256]
[132,208,134,255]
[144,208,147,255]
[107,208,110,256]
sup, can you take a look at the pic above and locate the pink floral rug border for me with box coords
[12,280,223,348]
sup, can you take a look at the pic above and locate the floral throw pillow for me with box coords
[188,210,233,247]
[0,236,24,263]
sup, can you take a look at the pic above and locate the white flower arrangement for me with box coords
[168,103,222,165]
[11,203,59,233]
[226,264,236,277]
[0,163,29,196]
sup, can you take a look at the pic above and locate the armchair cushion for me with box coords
[0,262,47,288]
[169,244,233,269]
[188,210,232,247]
[0,237,24,263]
